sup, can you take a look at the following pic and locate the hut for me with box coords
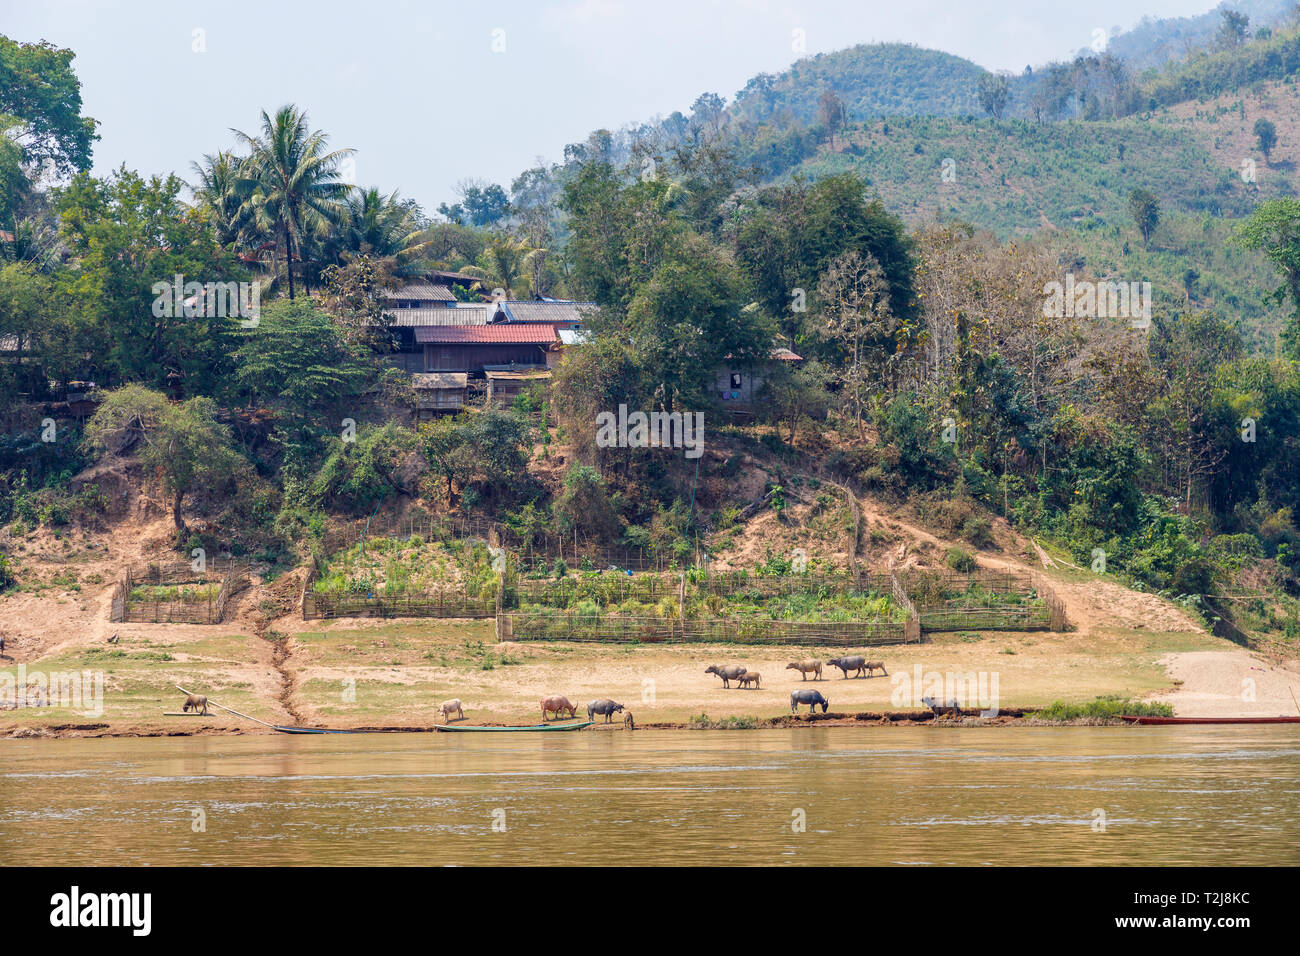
[485,368,552,409]
[412,372,468,420]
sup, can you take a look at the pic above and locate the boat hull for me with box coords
[1121,715,1300,725]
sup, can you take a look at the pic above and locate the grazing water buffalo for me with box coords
[182,694,208,715]
[827,656,868,678]
[439,699,464,723]
[541,695,578,720]
[786,659,823,681]
[921,696,961,717]
[737,672,761,689]
[791,689,829,713]
[705,664,748,688]
[623,712,635,730]
[588,698,625,722]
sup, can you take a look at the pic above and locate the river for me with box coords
[2,727,1297,865]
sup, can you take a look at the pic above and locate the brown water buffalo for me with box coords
[737,672,762,689]
[182,694,208,715]
[541,695,578,720]
[786,659,823,681]
[588,699,625,722]
[865,660,888,677]
[439,699,464,723]
[705,664,747,688]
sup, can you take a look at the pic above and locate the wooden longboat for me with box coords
[1120,715,1300,725]
[434,721,594,733]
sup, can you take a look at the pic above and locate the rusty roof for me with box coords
[413,324,558,345]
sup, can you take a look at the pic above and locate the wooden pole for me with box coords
[173,684,278,730]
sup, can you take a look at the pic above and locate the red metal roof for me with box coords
[413,323,557,345]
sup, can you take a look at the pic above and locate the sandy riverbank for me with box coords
[5,615,1297,738]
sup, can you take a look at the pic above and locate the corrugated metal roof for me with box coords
[412,372,468,389]
[413,324,558,345]
[388,305,493,327]
[500,300,595,325]
[384,282,456,302]
[557,329,591,346]
[485,369,552,381]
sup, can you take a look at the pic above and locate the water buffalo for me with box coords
[541,695,578,720]
[791,689,829,713]
[737,671,761,689]
[921,695,961,717]
[705,664,747,688]
[588,698,625,722]
[439,699,464,723]
[182,694,208,715]
[623,711,635,730]
[865,660,888,676]
[786,659,823,681]
[827,655,869,678]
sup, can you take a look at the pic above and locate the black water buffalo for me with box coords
[921,695,961,717]
[791,689,830,713]
[705,664,747,688]
[827,655,868,678]
[588,698,626,722]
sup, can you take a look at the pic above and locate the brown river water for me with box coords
[2,727,1298,866]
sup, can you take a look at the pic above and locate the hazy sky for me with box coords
[7,0,1220,211]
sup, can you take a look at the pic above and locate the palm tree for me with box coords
[232,106,354,299]
[189,151,252,246]
[338,187,428,270]
[468,236,541,299]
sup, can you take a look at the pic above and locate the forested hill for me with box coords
[731,44,986,126]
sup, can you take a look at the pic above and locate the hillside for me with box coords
[10,434,1299,736]
[752,76,1300,345]
[732,43,987,126]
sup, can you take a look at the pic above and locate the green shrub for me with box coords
[946,547,977,573]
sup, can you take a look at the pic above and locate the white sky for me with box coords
[5,0,1220,211]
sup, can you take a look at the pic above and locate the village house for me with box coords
[383,279,592,378]
[714,346,803,418]
[378,276,594,414]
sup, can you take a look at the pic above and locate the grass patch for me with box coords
[1031,695,1174,722]
[688,712,761,730]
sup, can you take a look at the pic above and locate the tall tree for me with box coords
[1254,118,1278,164]
[976,73,1010,120]
[1128,187,1160,248]
[232,105,354,299]
[0,35,98,178]
[82,385,243,532]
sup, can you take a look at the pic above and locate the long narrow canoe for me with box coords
[1121,715,1300,725]
[435,721,594,733]
[272,725,362,735]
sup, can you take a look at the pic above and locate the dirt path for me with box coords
[853,496,1204,636]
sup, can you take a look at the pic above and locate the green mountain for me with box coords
[731,43,986,126]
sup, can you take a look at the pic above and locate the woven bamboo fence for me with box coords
[496,612,915,647]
